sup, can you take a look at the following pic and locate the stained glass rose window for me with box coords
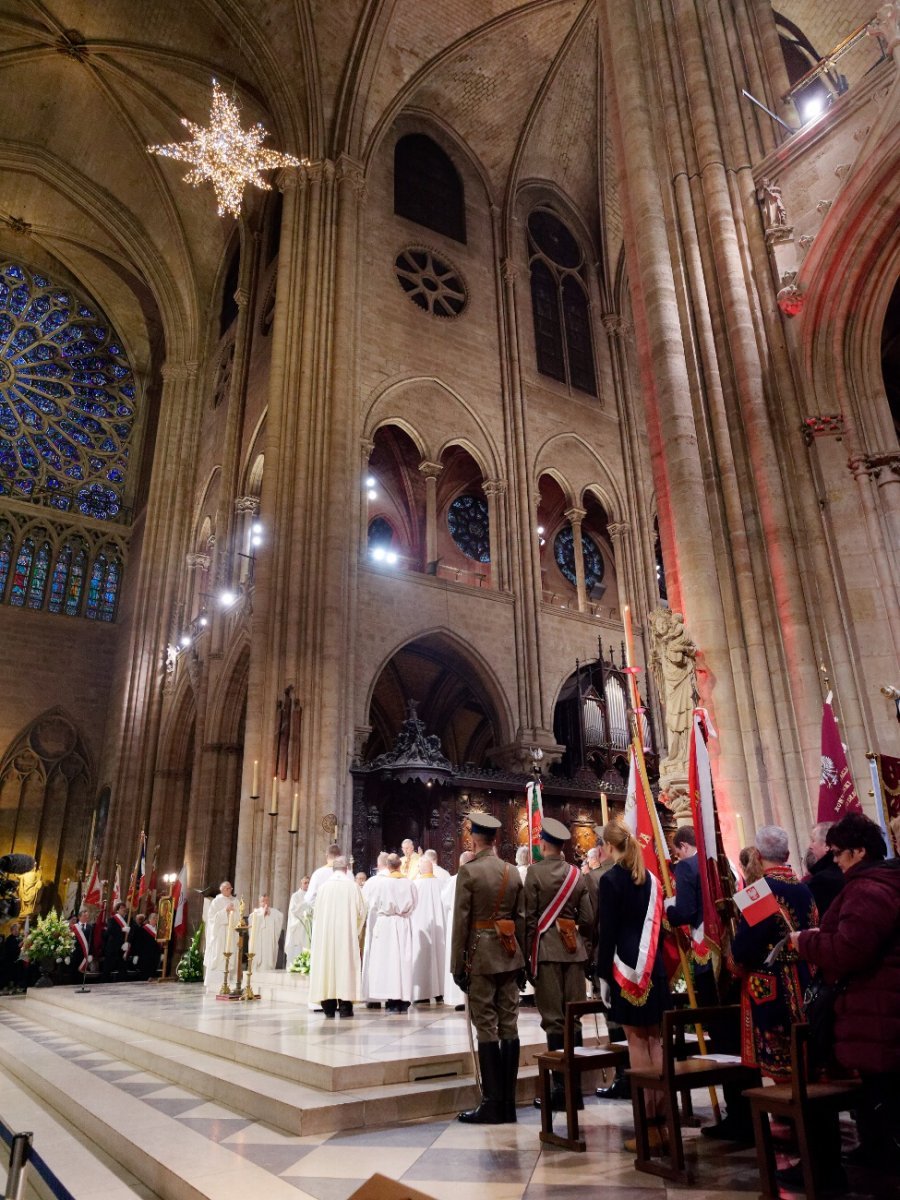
[448,494,490,562]
[0,261,135,520]
[554,527,604,591]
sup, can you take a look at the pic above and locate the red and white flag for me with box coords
[623,746,667,880]
[83,860,102,908]
[111,864,122,907]
[172,864,188,935]
[688,712,725,953]
[733,877,780,926]
[818,697,861,822]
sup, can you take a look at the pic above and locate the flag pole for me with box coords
[622,606,720,1119]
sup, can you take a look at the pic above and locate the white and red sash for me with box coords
[612,872,663,1004]
[531,864,580,975]
[71,922,90,971]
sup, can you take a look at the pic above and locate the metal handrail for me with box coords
[781,18,887,104]
[0,1118,75,1200]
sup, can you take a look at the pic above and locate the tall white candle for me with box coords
[248,912,257,956]
[225,909,234,954]
[600,792,609,827]
[290,790,299,833]
[251,759,260,797]
[269,775,278,816]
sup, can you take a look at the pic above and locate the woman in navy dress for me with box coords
[595,821,669,1150]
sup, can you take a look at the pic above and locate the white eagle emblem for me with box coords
[820,756,838,787]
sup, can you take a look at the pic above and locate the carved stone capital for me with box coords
[361,438,375,461]
[335,156,367,200]
[161,361,199,384]
[234,495,260,515]
[418,460,444,480]
[185,552,211,571]
[233,287,251,309]
[607,521,631,541]
[500,258,518,284]
[564,506,587,526]
[483,479,508,498]
[847,450,900,481]
[601,313,626,336]
[869,3,900,55]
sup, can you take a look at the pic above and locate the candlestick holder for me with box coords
[218,950,232,997]
[242,951,260,1000]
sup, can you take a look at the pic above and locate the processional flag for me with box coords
[623,745,668,880]
[83,860,102,908]
[527,778,544,862]
[868,752,900,860]
[688,712,725,956]
[818,696,861,822]
[172,864,189,935]
[111,864,121,907]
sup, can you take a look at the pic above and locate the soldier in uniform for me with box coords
[451,813,525,1124]
[524,817,594,1111]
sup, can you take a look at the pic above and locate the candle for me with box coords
[269,775,278,816]
[251,759,260,798]
[290,790,299,833]
[248,912,257,956]
[600,792,609,827]
[225,909,234,954]
[736,812,747,850]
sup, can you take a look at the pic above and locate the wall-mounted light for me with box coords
[179,633,192,648]
[802,95,824,122]
[365,476,375,488]
[219,590,237,608]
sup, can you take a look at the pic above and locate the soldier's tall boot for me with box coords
[458,1041,504,1124]
[533,1033,566,1110]
[499,1037,520,1123]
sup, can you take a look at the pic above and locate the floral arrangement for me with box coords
[289,949,311,975]
[176,923,204,983]
[20,910,75,963]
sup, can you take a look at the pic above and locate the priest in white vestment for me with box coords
[203,881,235,992]
[249,894,283,970]
[400,839,420,880]
[284,876,311,966]
[361,853,390,1000]
[411,858,447,1002]
[442,851,474,1008]
[305,844,341,908]
[309,857,367,1017]
[366,855,417,1012]
[422,848,450,880]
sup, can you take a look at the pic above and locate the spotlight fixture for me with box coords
[367,488,377,501]
[385,551,399,565]
[219,589,237,607]
[198,616,209,628]
[365,476,375,488]
[179,634,192,648]
[802,95,824,122]
[371,547,386,562]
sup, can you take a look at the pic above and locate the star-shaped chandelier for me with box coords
[148,80,306,217]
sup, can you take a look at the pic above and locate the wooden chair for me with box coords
[743,1022,861,1199]
[628,1004,762,1184]
[536,1000,629,1151]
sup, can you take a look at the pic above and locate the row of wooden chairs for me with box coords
[535,1002,860,1198]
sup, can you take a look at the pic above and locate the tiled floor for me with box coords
[0,1002,896,1200]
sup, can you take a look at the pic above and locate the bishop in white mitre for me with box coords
[249,894,283,971]
[442,851,474,1007]
[365,855,417,1011]
[204,881,235,992]
[284,876,311,966]
[411,857,447,1002]
[309,858,367,1013]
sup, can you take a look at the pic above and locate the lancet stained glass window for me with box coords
[85,547,120,622]
[48,544,71,614]
[0,524,11,599]
[28,540,51,609]
[527,209,597,397]
[554,527,604,591]
[0,261,135,520]
[66,544,88,616]
[9,537,33,606]
[447,494,490,562]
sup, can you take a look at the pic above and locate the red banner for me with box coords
[817,700,862,822]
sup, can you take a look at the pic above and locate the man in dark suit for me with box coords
[804,821,844,917]
[69,907,94,981]
[451,813,525,1124]
[102,902,129,981]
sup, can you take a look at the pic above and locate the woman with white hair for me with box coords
[731,824,817,1081]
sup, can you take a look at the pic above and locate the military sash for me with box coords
[613,872,663,1004]
[71,922,90,970]
[531,864,579,975]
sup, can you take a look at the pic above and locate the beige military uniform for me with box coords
[451,848,525,1042]
[524,855,594,1037]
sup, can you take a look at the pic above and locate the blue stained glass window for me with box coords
[100,556,119,621]
[447,495,491,563]
[85,555,104,619]
[28,540,51,609]
[554,527,604,592]
[0,525,11,598]
[9,537,33,606]
[0,261,134,519]
[48,544,71,613]
[66,546,87,616]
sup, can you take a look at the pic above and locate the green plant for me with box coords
[20,910,74,963]
[289,949,311,975]
[176,922,204,982]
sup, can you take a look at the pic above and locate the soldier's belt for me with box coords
[474,919,518,956]
[474,921,499,929]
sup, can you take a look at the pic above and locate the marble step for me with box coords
[4,994,542,1137]
[0,1059,157,1200]
[0,1011,309,1200]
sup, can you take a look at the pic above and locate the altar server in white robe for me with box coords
[442,851,474,1008]
[309,857,367,1017]
[366,855,417,1013]
[423,848,450,881]
[306,844,341,908]
[411,857,448,1002]
[203,881,235,992]
[249,894,283,970]
[361,853,390,998]
[284,876,311,966]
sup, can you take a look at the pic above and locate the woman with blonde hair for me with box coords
[594,820,669,1153]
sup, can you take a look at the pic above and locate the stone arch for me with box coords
[534,433,625,521]
[0,707,94,914]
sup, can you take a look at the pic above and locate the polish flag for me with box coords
[111,864,122,907]
[172,864,188,935]
[733,877,780,926]
[83,860,102,908]
[688,713,725,953]
[623,746,668,879]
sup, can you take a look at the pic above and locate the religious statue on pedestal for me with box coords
[649,608,697,822]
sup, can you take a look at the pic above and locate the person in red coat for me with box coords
[790,812,900,1173]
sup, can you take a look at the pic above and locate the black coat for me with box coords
[806,853,844,918]
[596,862,668,1027]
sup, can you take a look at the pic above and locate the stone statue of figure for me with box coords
[17,864,44,918]
[760,178,787,228]
[649,608,697,782]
